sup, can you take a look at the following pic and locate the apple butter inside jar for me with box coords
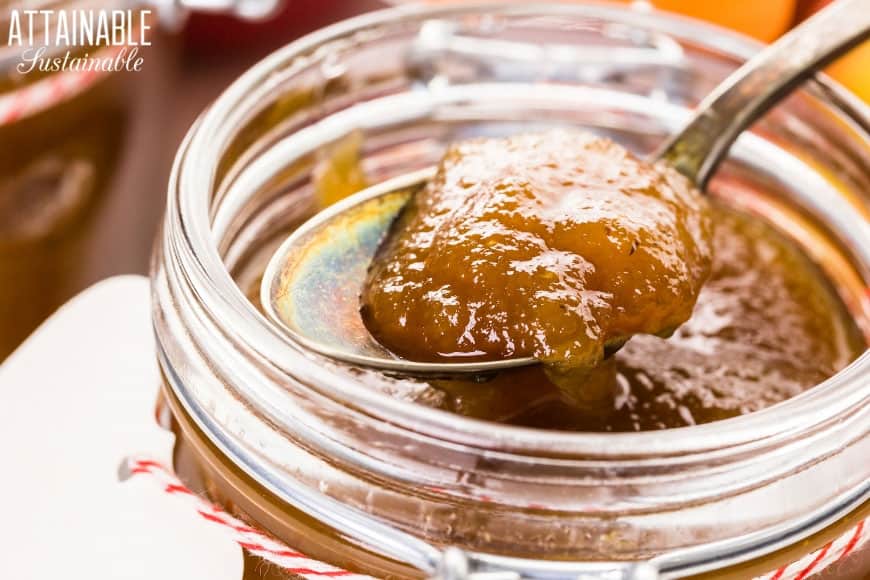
[289,130,865,433]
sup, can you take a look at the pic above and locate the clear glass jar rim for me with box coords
[170,1,870,459]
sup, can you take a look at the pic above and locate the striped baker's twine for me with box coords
[0,46,121,127]
[127,459,373,580]
[753,519,866,580]
[125,458,374,579]
[124,457,867,580]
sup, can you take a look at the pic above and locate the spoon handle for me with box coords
[655,0,870,188]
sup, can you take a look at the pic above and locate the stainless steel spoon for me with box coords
[262,0,870,377]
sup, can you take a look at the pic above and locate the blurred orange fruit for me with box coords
[825,41,870,103]
[651,0,796,42]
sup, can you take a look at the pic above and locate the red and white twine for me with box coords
[125,458,374,580]
[753,519,866,580]
[124,457,866,580]
[0,46,121,127]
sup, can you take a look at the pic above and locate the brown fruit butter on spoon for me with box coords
[261,0,870,378]
[360,130,712,381]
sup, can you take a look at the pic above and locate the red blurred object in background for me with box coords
[796,0,831,20]
[183,0,381,57]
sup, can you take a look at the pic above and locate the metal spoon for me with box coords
[262,0,870,377]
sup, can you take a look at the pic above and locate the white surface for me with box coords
[0,275,242,580]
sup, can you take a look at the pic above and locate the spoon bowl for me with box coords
[262,168,538,376]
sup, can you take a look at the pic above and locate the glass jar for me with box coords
[152,4,870,579]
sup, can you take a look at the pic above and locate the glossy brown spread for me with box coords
[360,130,713,376]
[420,205,863,431]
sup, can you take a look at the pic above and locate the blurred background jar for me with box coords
[0,2,176,359]
[0,0,380,361]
